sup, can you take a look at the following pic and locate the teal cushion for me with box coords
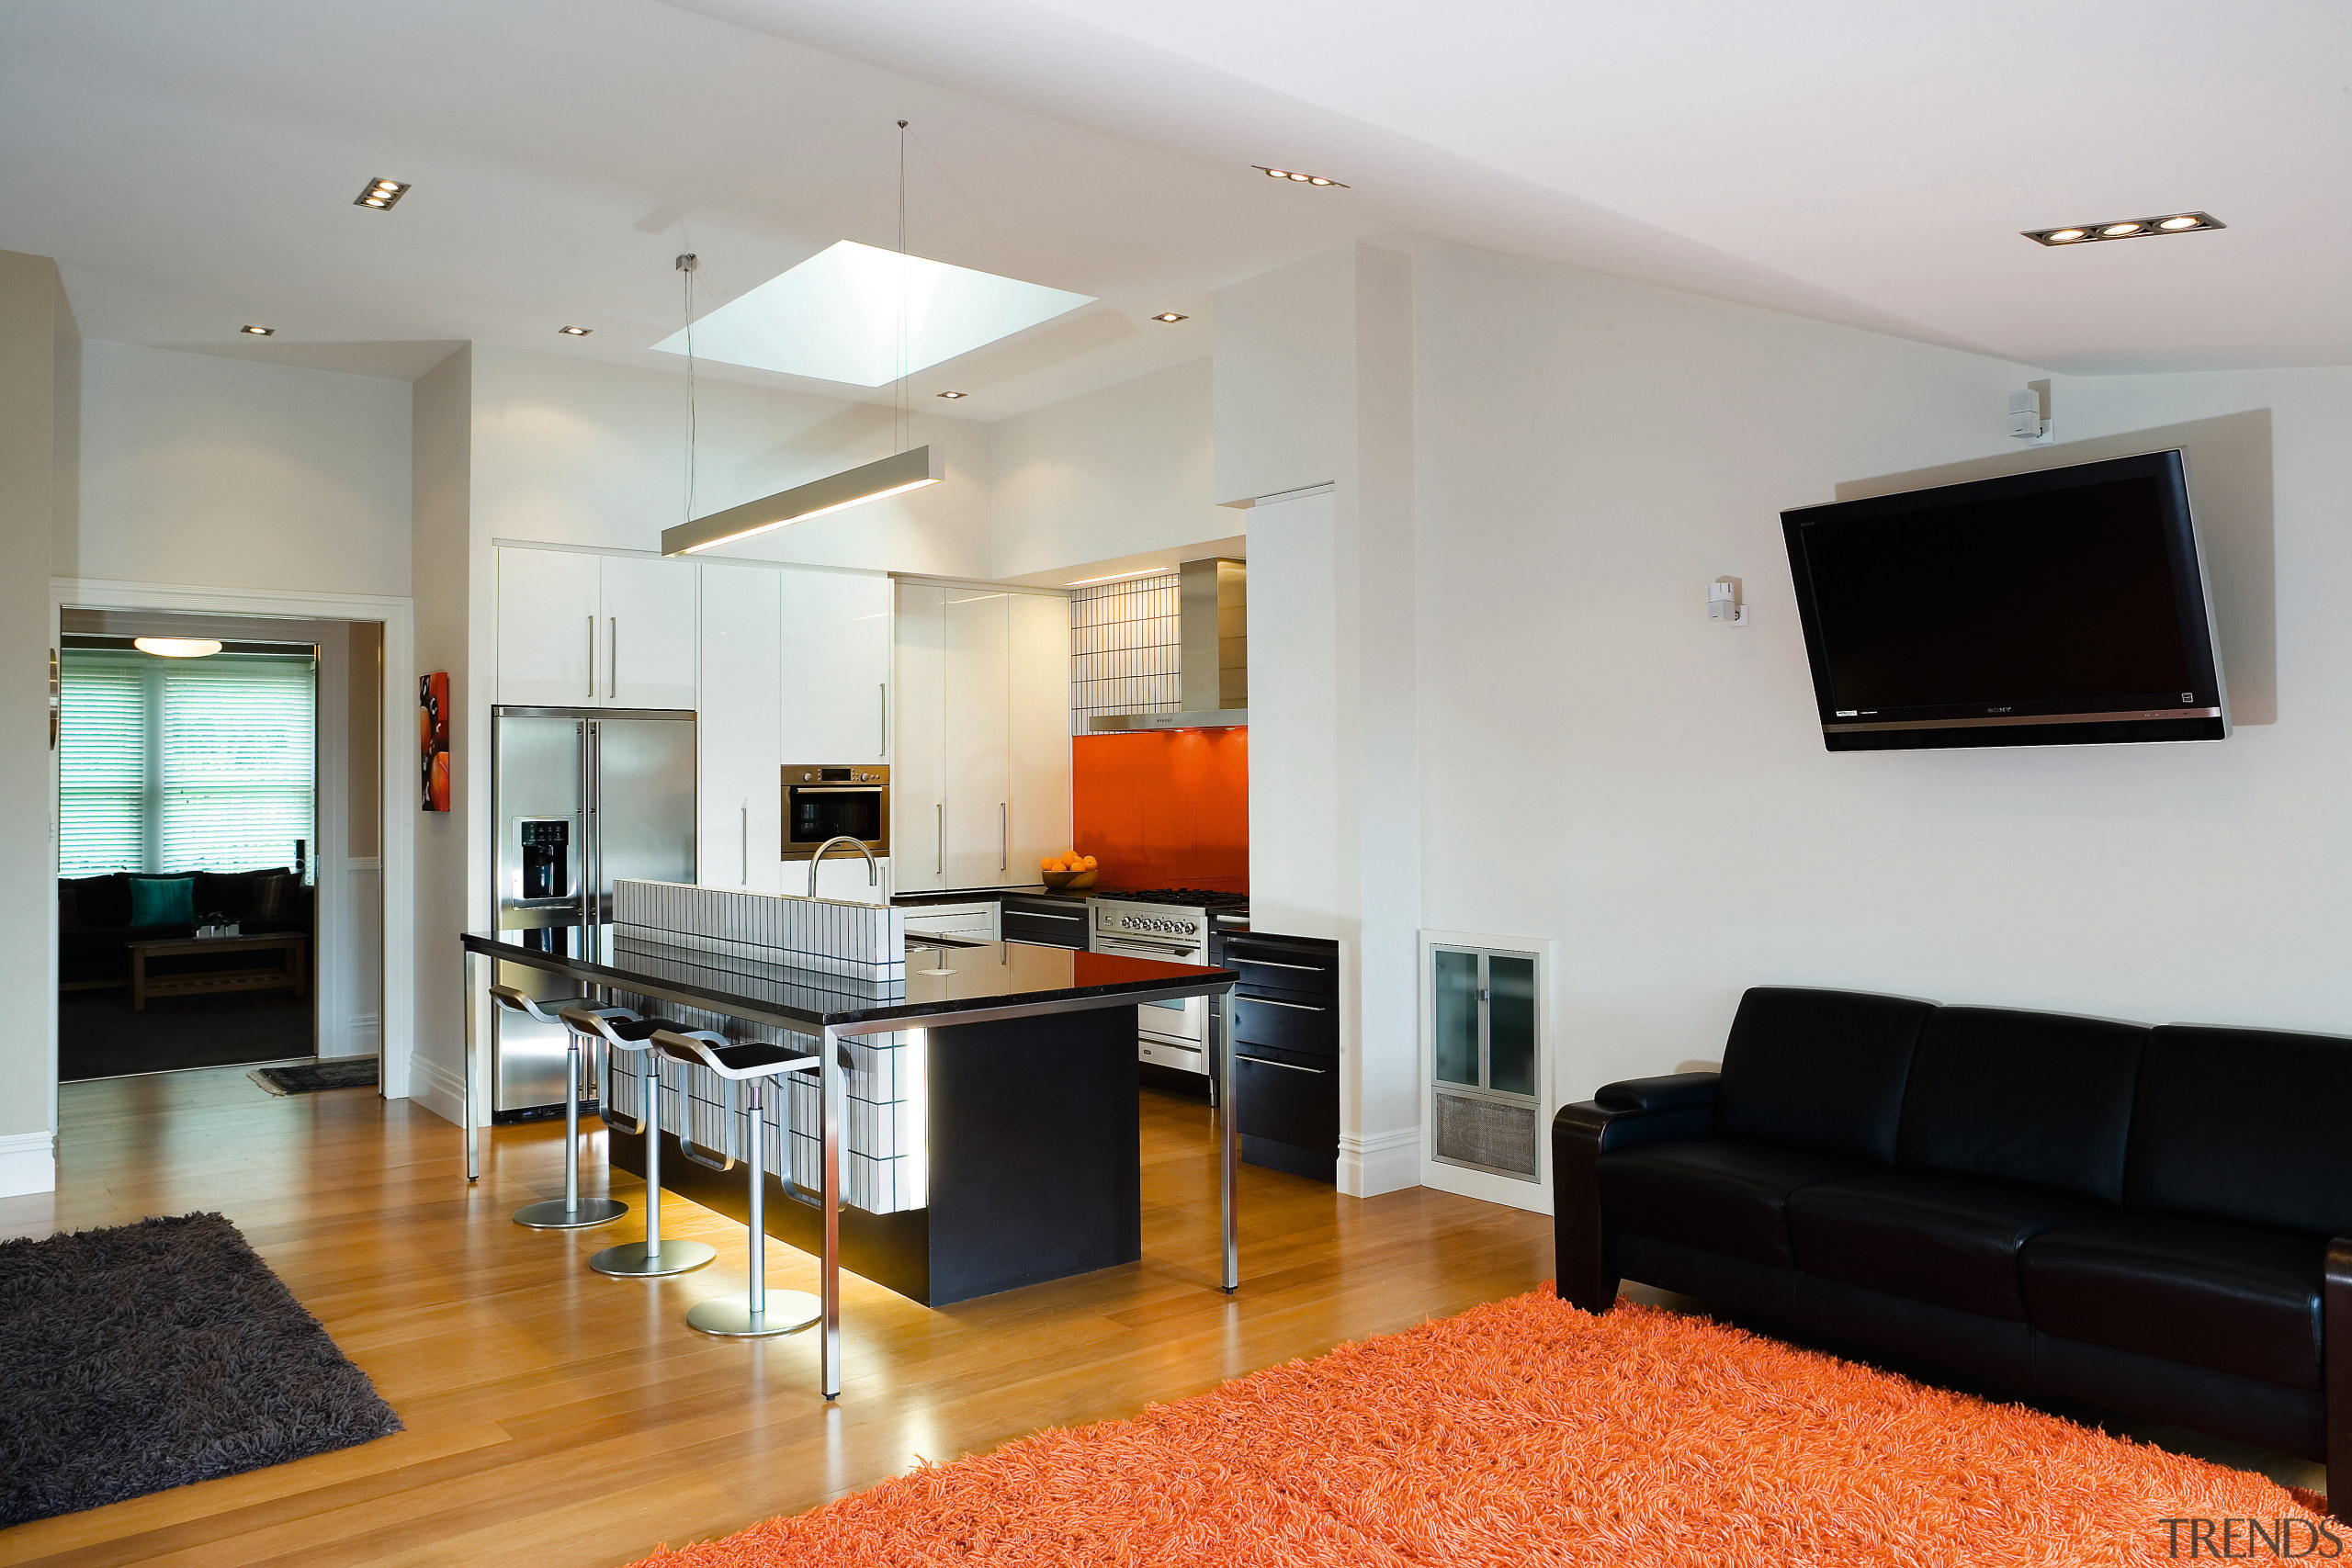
[128,876,194,928]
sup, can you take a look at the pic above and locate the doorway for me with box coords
[54,608,382,1082]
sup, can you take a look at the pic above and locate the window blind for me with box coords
[57,649,316,879]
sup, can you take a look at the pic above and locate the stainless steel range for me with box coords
[1087,888,1248,1078]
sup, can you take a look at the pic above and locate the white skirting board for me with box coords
[1419,1149,1550,1214]
[1338,1126,1422,1197]
[407,1053,468,1129]
[0,1130,56,1197]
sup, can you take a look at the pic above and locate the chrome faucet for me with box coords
[807,836,879,900]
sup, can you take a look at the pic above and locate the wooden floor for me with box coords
[0,1068,1555,1567]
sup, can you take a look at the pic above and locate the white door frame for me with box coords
[50,578,417,1109]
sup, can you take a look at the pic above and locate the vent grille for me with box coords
[1433,1090,1538,1180]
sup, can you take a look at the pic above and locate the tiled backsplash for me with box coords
[1069,571,1180,735]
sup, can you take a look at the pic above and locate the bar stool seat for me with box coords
[563,1007,717,1280]
[491,986,651,1230]
[651,1028,822,1338]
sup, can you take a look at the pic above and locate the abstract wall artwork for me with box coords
[420,671,450,811]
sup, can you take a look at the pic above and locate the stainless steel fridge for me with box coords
[491,706,696,1119]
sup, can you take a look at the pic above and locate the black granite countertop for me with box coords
[460,927,1234,1035]
[891,886,1095,908]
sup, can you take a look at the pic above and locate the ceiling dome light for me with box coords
[2046,229,2087,243]
[134,637,222,659]
[2159,215,2201,230]
[2102,222,2143,236]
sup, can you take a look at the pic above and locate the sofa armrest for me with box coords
[1553,1092,1718,1314]
[2325,1235,2352,1520]
[1596,1071,1721,1114]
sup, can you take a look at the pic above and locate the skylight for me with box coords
[651,241,1094,388]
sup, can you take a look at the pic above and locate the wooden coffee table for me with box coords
[126,933,308,1011]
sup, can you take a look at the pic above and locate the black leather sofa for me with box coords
[58,868,310,987]
[1555,987,2352,1514]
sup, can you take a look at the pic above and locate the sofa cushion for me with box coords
[1788,1172,2109,1320]
[128,875,195,928]
[1714,987,1933,1165]
[2126,1024,2352,1239]
[1896,1007,2145,1201]
[1597,1139,1867,1267]
[2021,1216,2324,1390]
[62,872,130,931]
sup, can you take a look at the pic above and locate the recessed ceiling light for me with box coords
[1252,164,1349,188]
[354,177,410,210]
[2024,211,2222,246]
[240,324,274,336]
[935,389,967,398]
[557,325,591,336]
[1152,311,1188,323]
[651,240,1092,388]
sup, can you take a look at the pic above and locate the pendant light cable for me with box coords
[679,252,699,525]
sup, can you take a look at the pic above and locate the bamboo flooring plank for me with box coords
[0,1068,1551,1568]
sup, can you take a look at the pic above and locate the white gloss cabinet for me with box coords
[494,548,699,710]
[891,582,1070,894]
[891,585,947,893]
[494,548,603,706]
[778,569,893,762]
[697,563,784,891]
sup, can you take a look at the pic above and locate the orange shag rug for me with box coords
[627,1291,2329,1566]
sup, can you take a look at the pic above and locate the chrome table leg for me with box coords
[464,949,480,1182]
[1218,982,1238,1292]
[821,1024,842,1398]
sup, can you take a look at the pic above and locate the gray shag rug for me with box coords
[250,1056,379,1096]
[0,1212,402,1526]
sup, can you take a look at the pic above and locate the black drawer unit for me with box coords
[1214,930,1340,1183]
[1000,893,1090,950]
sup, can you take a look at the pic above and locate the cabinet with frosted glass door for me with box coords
[1430,944,1542,1181]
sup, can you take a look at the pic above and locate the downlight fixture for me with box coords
[355,177,409,209]
[240,324,275,336]
[935,389,967,399]
[133,637,222,659]
[557,325,591,336]
[1152,311,1188,323]
[2024,212,2222,246]
[1253,164,1348,187]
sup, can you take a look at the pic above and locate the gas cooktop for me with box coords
[1091,887,1250,912]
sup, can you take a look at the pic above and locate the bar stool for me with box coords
[490,985,650,1230]
[650,1028,822,1337]
[563,1006,718,1279]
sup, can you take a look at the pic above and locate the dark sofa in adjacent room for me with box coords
[1554,987,2352,1515]
[58,868,311,988]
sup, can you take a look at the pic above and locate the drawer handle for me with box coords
[1011,910,1083,921]
[1237,1054,1328,1075]
[1244,997,1326,1012]
[1238,957,1327,972]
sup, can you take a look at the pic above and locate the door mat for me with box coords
[624,1291,2327,1567]
[0,1213,402,1526]
[250,1056,378,1095]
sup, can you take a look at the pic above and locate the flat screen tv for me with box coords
[1781,450,2226,751]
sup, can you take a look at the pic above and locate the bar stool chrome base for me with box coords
[590,1237,716,1277]
[686,1290,820,1337]
[512,1196,628,1230]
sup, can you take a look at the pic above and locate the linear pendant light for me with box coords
[660,446,943,556]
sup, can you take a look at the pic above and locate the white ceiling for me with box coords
[2,0,2342,416]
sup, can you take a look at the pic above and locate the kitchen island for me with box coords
[458,879,1239,1398]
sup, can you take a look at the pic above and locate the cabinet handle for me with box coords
[586,616,596,700]
[879,683,888,757]
[1238,957,1326,972]
[609,616,618,697]
[1011,910,1082,921]
[1244,996,1328,1012]
[1000,802,1007,872]
[1237,1054,1328,1075]
[935,803,943,875]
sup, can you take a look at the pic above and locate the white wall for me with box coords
[468,344,991,577]
[989,356,1234,581]
[1411,243,2352,1137]
[66,340,412,595]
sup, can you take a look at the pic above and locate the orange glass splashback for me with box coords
[1072,728,1248,893]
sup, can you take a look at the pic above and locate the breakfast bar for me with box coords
[458,879,1240,1399]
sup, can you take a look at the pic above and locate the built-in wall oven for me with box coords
[782,764,888,861]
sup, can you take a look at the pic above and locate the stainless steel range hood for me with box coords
[1088,558,1247,731]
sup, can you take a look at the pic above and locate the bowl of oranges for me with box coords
[1041,852,1099,890]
